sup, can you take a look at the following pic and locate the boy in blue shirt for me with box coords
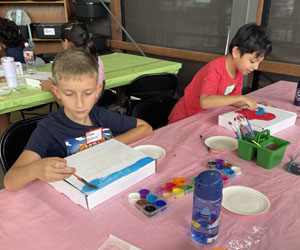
[4,48,153,190]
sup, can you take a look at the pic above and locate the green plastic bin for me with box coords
[238,130,290,169]
[237,130,269,161]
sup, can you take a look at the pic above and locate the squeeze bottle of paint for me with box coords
[191,170,223,244]
[294,81,300,106]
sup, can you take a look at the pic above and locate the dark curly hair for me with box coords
[0,18,23,47]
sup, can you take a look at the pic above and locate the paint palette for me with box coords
[206,158,243,185]
[127,177,194,217]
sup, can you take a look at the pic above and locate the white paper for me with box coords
[25,72,53,88]
[98,234,142,250]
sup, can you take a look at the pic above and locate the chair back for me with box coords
[0,115,46,174]
[126,73,178,115]
[132,96,177,130]
[126,73,178,98]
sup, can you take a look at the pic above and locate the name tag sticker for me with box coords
[224,84,236,96]
[86,127,103,145]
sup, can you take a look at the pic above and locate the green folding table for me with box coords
[0,53,182,114]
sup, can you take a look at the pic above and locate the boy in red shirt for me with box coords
[168,23,272,124]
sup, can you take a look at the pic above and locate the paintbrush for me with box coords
[228,122,241,139]
[54,157,97,189]
[72,173,98,189]
[200,135,211,153]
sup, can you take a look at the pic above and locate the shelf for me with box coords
[33,38,61,42]
[0,1,64,4]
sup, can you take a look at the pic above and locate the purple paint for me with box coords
[139,189,150,198]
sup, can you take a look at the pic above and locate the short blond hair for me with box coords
[52,48,98,84]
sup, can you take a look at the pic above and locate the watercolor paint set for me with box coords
[126,177,194,217]
[206,158,243,185]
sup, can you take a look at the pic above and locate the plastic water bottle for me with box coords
[23,42,36,74]
[191,170,223,244]
[294,81,300,106]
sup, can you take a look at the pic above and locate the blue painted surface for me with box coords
[82,157,154,193]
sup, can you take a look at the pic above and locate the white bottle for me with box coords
[23,42,36,74]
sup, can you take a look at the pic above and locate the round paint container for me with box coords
[215,159,224,165]
[222,175,229,184]
[216,164,225,170]
[172,177,186,187]
[223,162,232,169]
[207,161,217,169]
[224,168,235,178]
[182,184,193,194]
[162,191,175,201]
[139,188,150,198]
[172,188,184,198]
[146,193,158,204]
[143,205,157,217]
[165,182,176,191]
[155,200,167,211]
[155,186,166,194]
[135,199,148,208]
[231,166,243,176]
[128,192,140,204]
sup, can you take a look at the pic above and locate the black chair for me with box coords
[132,96,177,130]
[0,115,47,174]
[20,103,55,120]
[125,73,178,115]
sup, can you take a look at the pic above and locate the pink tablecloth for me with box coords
[1,81,300,250]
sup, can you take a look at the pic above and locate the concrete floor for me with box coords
[0,103,58,189]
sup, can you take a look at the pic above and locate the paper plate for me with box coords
[134,145,166,160]
[222,186,270,215]
[205,136,238,151]
[0,89,12,96]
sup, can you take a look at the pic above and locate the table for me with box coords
[0,53,182,115]
[37,52,182,89]
[0,81,299,250]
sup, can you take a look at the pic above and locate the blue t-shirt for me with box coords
[25,106,137,158]
[5,47,25,63]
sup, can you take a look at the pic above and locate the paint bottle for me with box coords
[294,81,300,106]
[191,170,223,244]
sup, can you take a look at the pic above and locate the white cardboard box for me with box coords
[49,139,156,210]
[218,105,297,135]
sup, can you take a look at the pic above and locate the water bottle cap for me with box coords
[194,170,223,200]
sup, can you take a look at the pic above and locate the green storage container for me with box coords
[237,130,290,169]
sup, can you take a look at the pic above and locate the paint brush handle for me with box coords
[200,135,211,153]
[244,116,255,136]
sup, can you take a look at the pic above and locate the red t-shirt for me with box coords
[168,56,243,123]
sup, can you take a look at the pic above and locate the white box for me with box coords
[49,139,156,210]
[218,105,297,135]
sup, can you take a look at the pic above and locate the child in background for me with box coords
[168,23,272,124]
[4,48,153,191]
[0,18,44,134]
[40,21,106,106]
[0,18,26,63]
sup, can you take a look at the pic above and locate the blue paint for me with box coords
[256,108,266,115]
[146,193,158,204]
[82,157,154,192]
